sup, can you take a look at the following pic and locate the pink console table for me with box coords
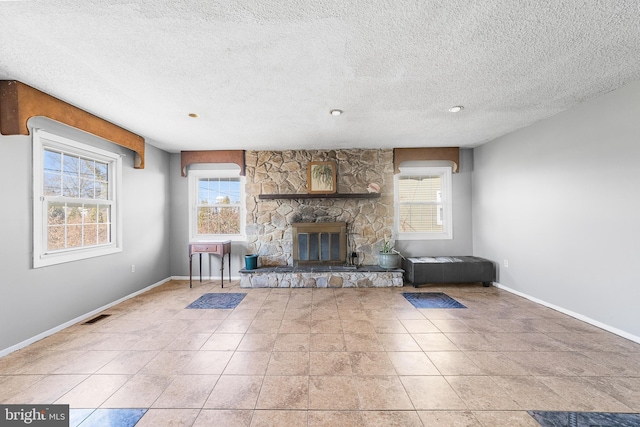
[189,241,231,288]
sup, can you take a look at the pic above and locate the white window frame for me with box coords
[394,166,453,240]
[188,168,246,242]
[33,129,123,268]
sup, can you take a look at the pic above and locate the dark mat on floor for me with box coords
[402,292,466,309]
[186,292,246,309]
[70,408,147,427]
[529,410,640,427]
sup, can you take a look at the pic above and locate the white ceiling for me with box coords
[1,0,640,153]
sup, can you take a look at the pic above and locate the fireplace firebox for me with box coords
[292,222,347,266]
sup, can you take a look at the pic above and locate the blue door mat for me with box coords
[529,411,640,427]
[71,408,146,427]
[186,293,246,309]
[402,292,466,309]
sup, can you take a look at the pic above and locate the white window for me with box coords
[33,129,122,267]
[188,168,245,241]
[395,166,452,240]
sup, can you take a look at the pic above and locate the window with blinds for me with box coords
[395,167,452,240]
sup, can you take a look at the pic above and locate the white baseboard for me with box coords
[0,277,171,358]
[172,275,242,281]
[493,282,640,344]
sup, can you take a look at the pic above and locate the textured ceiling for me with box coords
[1,0,640,153]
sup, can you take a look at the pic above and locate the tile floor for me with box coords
[1,280,640,426]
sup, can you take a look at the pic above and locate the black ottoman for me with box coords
[403,256,495,287]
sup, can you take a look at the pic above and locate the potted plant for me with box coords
[378,239,403,269]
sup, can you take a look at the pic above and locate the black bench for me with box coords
[402,256,495,287]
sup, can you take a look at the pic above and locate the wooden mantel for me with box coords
[0,80,146,168]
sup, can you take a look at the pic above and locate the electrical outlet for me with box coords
[131,264,135,273]
[503,260,509,268]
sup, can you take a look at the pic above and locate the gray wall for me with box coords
[168,154,248,278]
[472,80,640,339]
[395,148,474,257]
[0,120,172,352]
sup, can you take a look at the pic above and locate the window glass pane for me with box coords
[79,158,95,180]
[66,225,82,248]
[44,149,62,173]
[47,225,65,251]
[399,204,443,232]
[197,206,240,234]
[198,177,240,205]
[44,172,61,196]
[63,154,79,175]
[80,179,95,198]
[48,202,66,225]
[83,224,98,246]
[63,175,79,197]
[98,224,110,244]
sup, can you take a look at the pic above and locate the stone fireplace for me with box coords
[292,222,347,266]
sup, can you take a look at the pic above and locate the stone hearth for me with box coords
[239,265,404,288]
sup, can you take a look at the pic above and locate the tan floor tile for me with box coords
[204,375,263,409]
[187,319,224,333]
[341,320,376,334]
[361,410,423,426]
[388,351,440,375]
[12,351,83,374]
[101,374,174,408]
[247,319,282,334]
[279,319,311,334]
[393,308,426,320]
[280,309,308,320]
[0,375,45,401]
[97,350,159,374]
[5,374,88,404]
[401,319,440,333]
[353,376,414,410]
[463,351,529,376]
[401,376,467,410]
[412,333,459,351]
[582,376,640,411]
[580,351,640,376]
[273,333,310,352]
[537,376,633,412]
[251,410,307,427]
[227,309,259,320]
[311,309,340,320]
[56,374,130,407]
[224,351,271,375]
[310,352,352,375]
[238,334,277,352]
[417,410,481,426]
[152,374,219,408]
[473,411,540,426]
[216,319,253,334]
[139,351,195,375]
[201,333,244,351]
[307,410,364,427]
[445,333,496,351]
[193,409,253,427]
[344,333,384,352]
[309,376,359,409]
[370,319,408,334]
[446,376,520,411]
[427,352,484,375]
[492,376,570,410]
[310,334,345,352]
[163,332,212,350]
[431,319,474,333]
[349,352,396,376]
[256,376,309,410]
[135,408,200,427]
[266,352,309,376]
[181,350,233,374]
[510,351,618,377]
[309,319,342,334]
[377,333,421,351]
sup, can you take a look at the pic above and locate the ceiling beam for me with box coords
[0,80,145,168]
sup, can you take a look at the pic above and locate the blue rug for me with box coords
[402,292,466,309]
[529,411,640,427]
[71,408,146,427]
[187,293,246,309]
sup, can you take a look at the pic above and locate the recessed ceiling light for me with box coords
[330,109,343,116]
[448,106,464,113]
[188,113,199,118]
